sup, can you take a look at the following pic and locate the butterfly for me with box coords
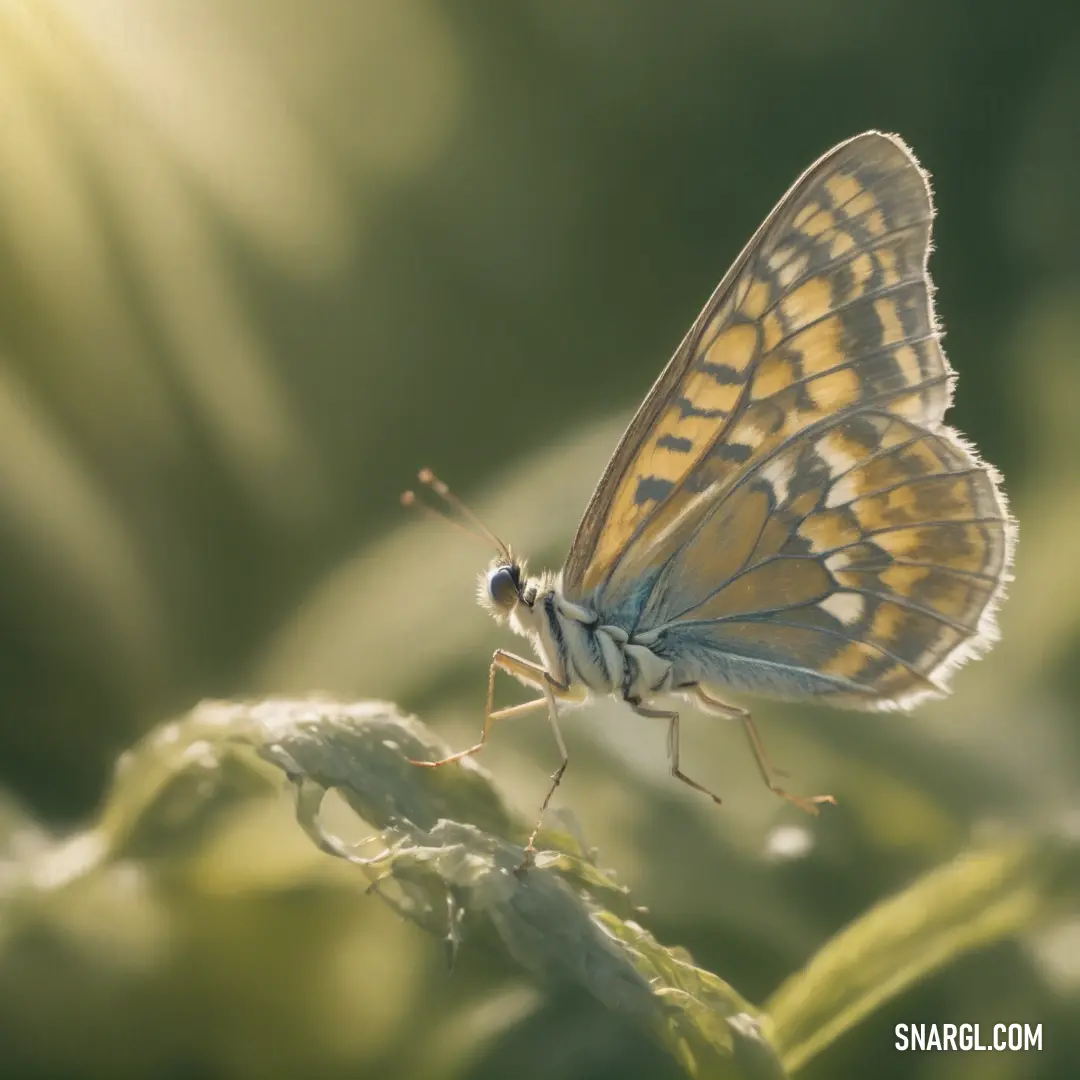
[405,131,1015,852]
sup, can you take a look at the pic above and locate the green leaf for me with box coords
[766,834,1080,1073]
[12,696,788,1080]
[247,699,786,1080]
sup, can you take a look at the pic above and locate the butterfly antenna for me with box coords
[401,468,512,561]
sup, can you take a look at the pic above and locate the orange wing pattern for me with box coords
[561,132,1013,707]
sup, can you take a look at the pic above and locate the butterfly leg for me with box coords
[693,688,836,815]
[631,703,725,805]
[521,676,572,864]
[478,652,575,863]
[408,649,552,768]
[407,650,573,865]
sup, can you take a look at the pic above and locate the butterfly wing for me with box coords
[562,131,1013,707]
[638,412,1011,707]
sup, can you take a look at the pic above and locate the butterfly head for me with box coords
[401,468,541,627]
[478,556,538,625]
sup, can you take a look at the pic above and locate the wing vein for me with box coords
[616,373,955,595]
[763,275,928,356]
[754,220,929,316]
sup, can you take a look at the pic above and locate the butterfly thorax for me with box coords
[481,558,674,703]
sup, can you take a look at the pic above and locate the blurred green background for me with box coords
[1,1,1079,1077]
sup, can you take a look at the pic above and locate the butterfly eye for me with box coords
[487,565,521,611]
